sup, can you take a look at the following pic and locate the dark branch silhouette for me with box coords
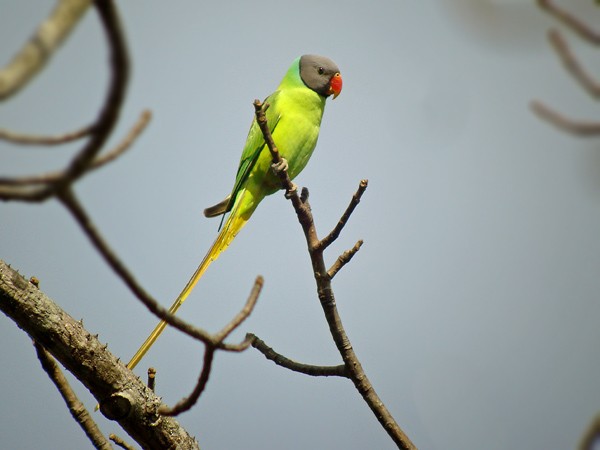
[249,333,348,377]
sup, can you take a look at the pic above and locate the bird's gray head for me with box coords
[299,54,342,99]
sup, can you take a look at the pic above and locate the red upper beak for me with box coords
[328,72,342,99]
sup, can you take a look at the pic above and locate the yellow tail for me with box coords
[126,192,255,371]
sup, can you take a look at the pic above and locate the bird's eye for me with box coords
[317,66,324,75]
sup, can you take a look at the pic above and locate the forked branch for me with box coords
[533,1,600,135]
[252,101,416,449]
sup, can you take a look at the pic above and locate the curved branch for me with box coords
[57,188,229,346]
[0,109,151,186]
[531,101,600,136]
[538,0,600,44]
[0,124,94,145]
[547,29,600,99]
[249,333,348,377]
[0,0,129,202]
[0,0,92,100]
[160,277,263,416]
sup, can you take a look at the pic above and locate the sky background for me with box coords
[2,1,600,449]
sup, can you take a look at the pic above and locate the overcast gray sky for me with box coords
[2,1,600,449]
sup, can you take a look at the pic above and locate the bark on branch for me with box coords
[0,260,199,450]
[252,101,417,450]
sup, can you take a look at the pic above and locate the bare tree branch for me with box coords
[547,29,600,99]
[0,123,94,145]
[159,347,216,417]
[57,187,234,347]
[534,2,600,136]
[0,109,151,186]
[537,0,600,44]
[317,179,368,251]
[531,101,600,136]
[109,434,135,450]
[252,101,416,450]
[0,0,92,100]
[578,412,600,450]
[0,260,200,450]
[328,239,363,280]
[159,276,263,416]
[34,341,113,450]
[249,333,348,377]
[0,0,129,202]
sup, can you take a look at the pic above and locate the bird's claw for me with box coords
[285,183,298,199]
[271,158,289,175]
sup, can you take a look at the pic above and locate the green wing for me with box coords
[224,91,282,213]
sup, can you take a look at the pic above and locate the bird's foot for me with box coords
[271,158,289,175]
[285,183,298,199]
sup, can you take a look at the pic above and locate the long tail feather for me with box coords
[126,190,255,370]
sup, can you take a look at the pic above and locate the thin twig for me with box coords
[538,0,600,44]
[0,0,129,202]
[578,413,600,450]
[109,434,135,450]
[214,276,263,342]
[249,333,348,377]
[0,109,151,186]
[547,29,600,98]
[327,240,363,280]
[253,104,416,449]
[57,188,224,346]
[33,341,113,450]
[317,179,368,251]
[159,277,263,416]
[531,101,600,136]
[158,347,215,416]
[0,0,92,100]
[147,367,156,392]
[0,123,94,145]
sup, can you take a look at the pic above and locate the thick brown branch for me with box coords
[0,260,199,450]
[249,333,348,377]
[0,0,92,100]
[317,179,368,251]
[34,342,113,450]
[531,101,600,136]
[538,0,600,44]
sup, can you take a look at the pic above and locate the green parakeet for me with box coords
[127,54,342,370]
